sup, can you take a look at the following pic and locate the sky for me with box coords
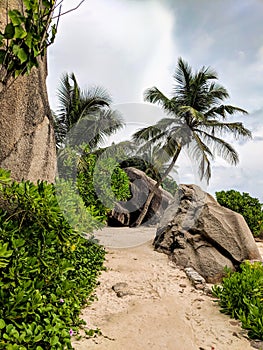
[47,0,263,201]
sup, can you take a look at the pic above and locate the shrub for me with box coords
[215,190,263,237]
[212,261,263,340]
[161,176,178,196]
[0,168,105,349]
[57,145,131,223]
[77,150,131,218]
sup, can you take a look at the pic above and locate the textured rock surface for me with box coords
[154,184,262,283]
[108,167,173,227]
[0,0,56,183]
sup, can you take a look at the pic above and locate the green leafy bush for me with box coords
[0,168,105,349]
[212,261,263,340]
[161,177,178,196]
[0,0,58,86]
[216,190,263,237]
[58,145,131,222]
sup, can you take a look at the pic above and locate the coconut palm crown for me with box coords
[132,57,251,226]
[53,72,124,149]
[133,57,251,182]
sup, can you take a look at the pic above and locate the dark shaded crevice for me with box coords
[202,233,241,267]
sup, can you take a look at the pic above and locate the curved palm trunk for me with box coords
[133,144,182,227]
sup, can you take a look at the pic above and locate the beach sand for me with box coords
[72,228,257,350]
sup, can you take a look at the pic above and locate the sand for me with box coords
[72,228,256,350]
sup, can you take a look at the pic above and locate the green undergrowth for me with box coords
[212,261,263,340]
[216,190,263,237]
[0,168,105,349]
[57,145,131,224]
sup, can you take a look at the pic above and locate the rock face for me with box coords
[154,184,262,283]
[108,167,173,227]
[0,0,56,183]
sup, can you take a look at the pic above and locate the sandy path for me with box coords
[72,228,254,350]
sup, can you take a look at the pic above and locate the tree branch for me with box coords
[52,0,85,19]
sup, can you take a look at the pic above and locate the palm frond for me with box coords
[194,129,239,165]
[143,87,175,113]
[206,83,229,105]
[197,65,218,82]
[81,85,112,106]
[132,125,164,143]
[178,106,206,124]
[187,133,213,182]
[200,120,252,139]
[174,57,192,92]
[139,57,251,186]
[155,117,181,129]
[54,72,123,149]
[205,104,248,119]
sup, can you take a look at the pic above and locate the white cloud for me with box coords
[47,0,175,109]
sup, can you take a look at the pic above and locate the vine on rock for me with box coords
[0,0,84,88]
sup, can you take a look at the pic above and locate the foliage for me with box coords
[161,176,178,196]
[57,145,131,222]
[132,57,251,226]
[78,148,131,216]
[215,190,263,237]
[0,0,58,85]
[0,167,105,349]
[53,73,124,149]
[55,178,104,233]
[133,57,251,183]
[212,261,263,340]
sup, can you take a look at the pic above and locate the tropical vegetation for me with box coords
[0,0,58,88]
[132,57,251,226]
[213,261,263,340]
[0,168,105,349]
[53,72,124,150]
[57,144,131,224]
[216,190,263,237]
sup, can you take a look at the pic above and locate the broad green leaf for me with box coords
[12,238,25,248]
[23,0,32,10]
[25,33,33,48]
[0,259,10,268]
[8,10,25,26]
[0,243,13,258]
[33,46,39,57]
[33,333,43,342]
[14,26,27,39]
[14,69,22,78]
[0,319,5,329]
[50,335,59,346]
[4,23,15,39]
[12,45,27,64]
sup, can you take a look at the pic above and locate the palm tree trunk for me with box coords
[133,144,182,227]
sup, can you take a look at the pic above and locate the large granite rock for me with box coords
[108,167,173,227]
[0,0,56,183]
[154,184,262,283]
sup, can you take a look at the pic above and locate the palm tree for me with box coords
[132,57,251,226]
[53,72,124,149]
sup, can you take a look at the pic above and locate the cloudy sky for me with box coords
[47,0,263,201]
